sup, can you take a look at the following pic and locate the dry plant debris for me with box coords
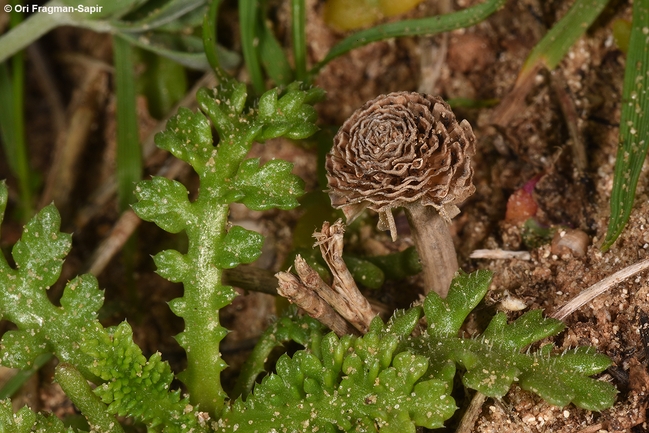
[326,91,475,296]
[277,220,376,334]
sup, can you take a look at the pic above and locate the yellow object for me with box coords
[379,0,425,17]
[324,0,425,31]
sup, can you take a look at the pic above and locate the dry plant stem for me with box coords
[294,254,373,334]
[575,424,605,433]
[85,209,141,275]
[470,249,531,260]
[552,257,649,321]
[455,392,488,433]
[490,63,541,127]
[314,221,376,332]
[276,271,359,336]
[27,44,66,135]
[404,201,457,297]
[417,34,448,95]
[224,265,280,296]
[550,70,587,173]
[39,65,108,215]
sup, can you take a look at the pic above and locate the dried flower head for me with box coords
[326,91,476,236]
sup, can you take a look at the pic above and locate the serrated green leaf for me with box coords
[0,198,205,431]
[233,309,325,399]
[233,158,305,210]
[153,107,215,173]
[424,270,492,338]
[482,310,565,352]
[0,400,39,433]
[195,87,234,138]
[410,271,616,410]
[0,330,49,369]
[254,84,323,142]
[152,249,191,282]
[89,323,198,430]
[460,350,521,397]
[519,369,574,407]
[59,276,104,323]
[285,122,320,140]
[11,204,71,286]
[303,86,327,105]
[229,82,248,115]
[556,346,612,375]
[278,90,307,118]
[562,375,618,411]
[214,226,263,268]
[132,177,192,233]
[257,122,293,141]
[258,88,279,118]
[385,307,422,339]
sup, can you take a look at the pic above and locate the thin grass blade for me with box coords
[110,0,205,32]
[291,0,306,82]
[521,0,610,74]
[0,2,34,221]
[113,34,142,211]
[240,0,265,94]
[310,0,506,76]
[603,0,649,250]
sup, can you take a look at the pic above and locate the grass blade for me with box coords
[118,30,239,71]
[0,5,73,63]
[0,1,34,221]
[491,0,609,129]
[240,0,265,94]
[291,0,306,82]
[521,0,610,73]
[110,0,205,32]
[258,19,294,86]
[113,34,142,211]
[603,0,649,250]
[310,0,506,76]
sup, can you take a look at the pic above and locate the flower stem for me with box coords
[404,202,458,297]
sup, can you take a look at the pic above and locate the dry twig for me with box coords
[470,249,531,260]
[275,221,377,334]
[276,271,358,336]
[552,258,649,321]
[313,220,376,332]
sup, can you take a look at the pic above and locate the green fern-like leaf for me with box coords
[231,158,305,210]
[411,271,617,411]
[132,80,324,414]
[0,399,76,433]
[0,183,205,432]
[233,306,326,399]
[91,323,199,429]
[219,308,457,432]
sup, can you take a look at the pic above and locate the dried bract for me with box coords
[326,91,477,297]
[326,91,476,235]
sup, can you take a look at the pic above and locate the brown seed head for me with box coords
[326,91,476,231]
